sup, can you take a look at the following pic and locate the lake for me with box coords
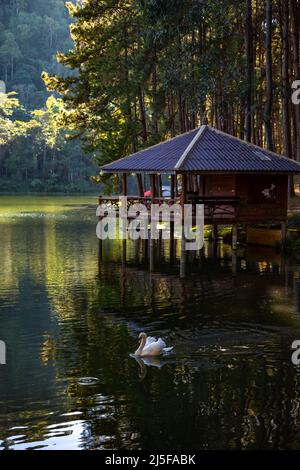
[0,195,300,450]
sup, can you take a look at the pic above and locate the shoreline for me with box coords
[0,192,99,196]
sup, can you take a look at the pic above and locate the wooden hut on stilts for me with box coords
[98,125,300,265]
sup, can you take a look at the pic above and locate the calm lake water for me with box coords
[1,195,300,450]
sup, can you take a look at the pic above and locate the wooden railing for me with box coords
[186,195,241,221]
[98,195,181,211]
[98,195,241,221]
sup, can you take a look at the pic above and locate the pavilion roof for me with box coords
[99,125,300,174]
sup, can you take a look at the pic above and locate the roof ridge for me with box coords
[100,127,199,171]
[175,125,207,170]
[208,125,299,164]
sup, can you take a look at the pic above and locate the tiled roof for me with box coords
[100,125,300,174]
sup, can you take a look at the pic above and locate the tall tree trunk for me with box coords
[281,0,292,160]
[198,20,207,125]
[290,0,300,161]
[264,0,274,151]
[124,26,137,153]
[179,93,186,133]
[151,51,159,138]
[244,0,254,142]
[138,87,147,142]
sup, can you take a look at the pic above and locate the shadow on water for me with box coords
[1,196,300,449]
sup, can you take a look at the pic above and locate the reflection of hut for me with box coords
[99,125,300,246]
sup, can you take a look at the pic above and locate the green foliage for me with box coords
[43,0,247,175]
[0,0,72,109]
[0,92,35,145]
[1,0,297,192]
[44,0,144,163]
[0,1,97,193]
[203,225,234,242]
[0,91,97,192]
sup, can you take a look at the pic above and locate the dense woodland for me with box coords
[1,0,300,193]
[0,0,97,192]
[43,0,300,189]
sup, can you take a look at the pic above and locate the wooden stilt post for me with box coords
[150,238,155,272]
[136,173,144,197]
[181,174,187,205]
[179,174,187,278]
[212,228,218,258]
[181,173,187,237]
[122,173,127,196]
[98,239,103,276]
[281,222,287,246]
[121,239,127,269]
[180,238,187,278]
[170,174,175,257]
[120,173,127,241]
[135,238,140,263]
[212,224,218,242]
[157,174,162,198]
[170,232,175,263]
[170,175,175,200]
[149,174,156,272]
[198,244,204,266]
[143,237,148,262]
[232,224,238,250]
[170,221,175,259]
[232,250,237,275]
[150,174,156,201]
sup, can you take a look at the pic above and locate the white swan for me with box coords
[134,332,173,357]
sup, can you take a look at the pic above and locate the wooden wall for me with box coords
[236,174,288,222]
[205,175,236,197]
[204,173,288,223]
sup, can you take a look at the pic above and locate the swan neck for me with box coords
[135,335,146,355]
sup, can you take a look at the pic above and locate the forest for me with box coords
[1,0,300,193]
[0,0,97,192]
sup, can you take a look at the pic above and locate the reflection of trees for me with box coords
[2,209,300,449]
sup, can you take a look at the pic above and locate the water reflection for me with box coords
[131,355,167,381]
[1,196,300,449]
